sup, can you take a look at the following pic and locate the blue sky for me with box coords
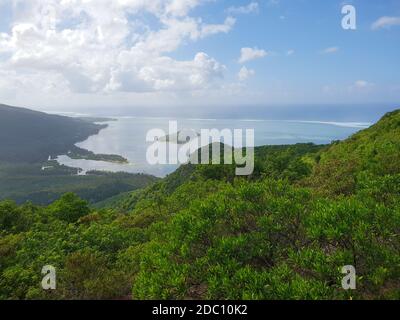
[0,0,399,110]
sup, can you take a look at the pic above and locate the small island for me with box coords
[159,129,200,144]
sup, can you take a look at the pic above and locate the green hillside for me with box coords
[0,104,107,163]
[305,109,400,196]
[1,110,399,300]
[97,143,324,212]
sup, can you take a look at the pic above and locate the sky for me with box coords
[0,0,399,111]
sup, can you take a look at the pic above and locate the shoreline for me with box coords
[59,118,129,165]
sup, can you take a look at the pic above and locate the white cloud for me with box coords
[227,2,259,15]
[238,66,255,81]
[371,16,400,30]
[0,0,234,98]
[354,80,369,88]
[320,47,339,54]
[344,80,375,93]
[165,0,204,17]
[238,47,268,63]
[352,80,374,89]
[107,52,225,92]
[286,49,294,56]
[200,16,236,38]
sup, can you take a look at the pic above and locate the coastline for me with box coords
[57,118,129,166]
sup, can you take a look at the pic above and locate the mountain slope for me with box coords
[115,109,400,300]
[305,109,400,196]
[0,104,106,163]
[96,143,324,211]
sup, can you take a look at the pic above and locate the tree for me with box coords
[48,193,90,223]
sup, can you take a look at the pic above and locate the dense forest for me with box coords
[0,162,158,205]
[1,109,399,300]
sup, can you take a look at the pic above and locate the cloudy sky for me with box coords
[0,0,399,110]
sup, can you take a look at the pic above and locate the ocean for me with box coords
[55,116,371,177]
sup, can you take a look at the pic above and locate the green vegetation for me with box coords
[1,110,400,300]
[67,146,128,164]
[0,161,158,205]
[304,109,400,196]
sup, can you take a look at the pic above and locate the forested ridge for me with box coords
[1,110,399,300]
[0,104,107,163]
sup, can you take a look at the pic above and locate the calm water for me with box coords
[56,117,370,177]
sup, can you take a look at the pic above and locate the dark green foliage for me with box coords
[0,201,36,235]
[253,143,323,182]
[0,195,141,300]
[0,104,106,163]
[47,193,90,223]
[67,147,128,163]
[56,250,131,300]
[0,162,159,205]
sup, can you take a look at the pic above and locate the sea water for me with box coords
[56,116,370,177]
